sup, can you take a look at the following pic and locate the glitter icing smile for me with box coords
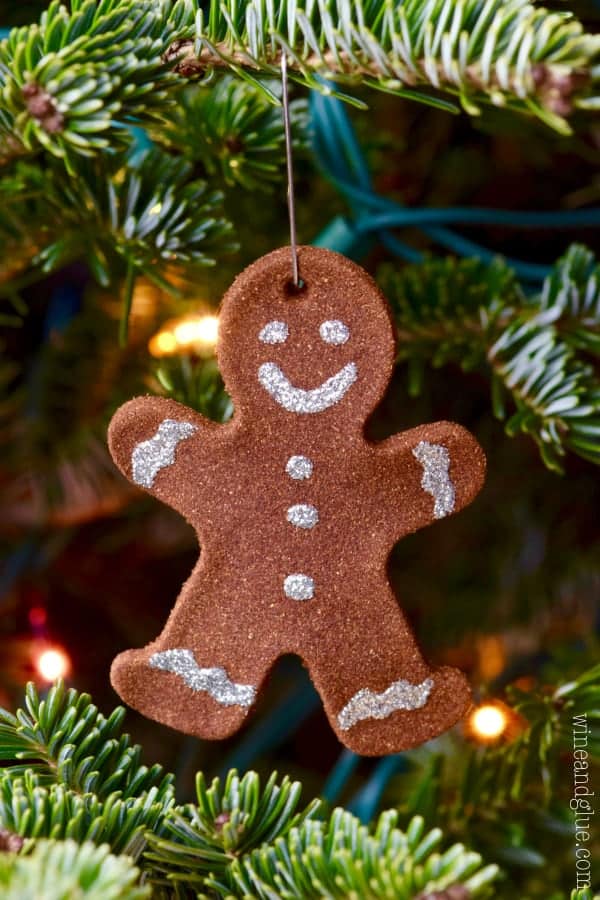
[149,649,256,707]
[258,362,358,414]
[337,676,434,730]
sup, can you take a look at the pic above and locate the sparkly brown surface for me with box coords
[108,247,486,756]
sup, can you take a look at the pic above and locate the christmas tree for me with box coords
[1,1,599,897]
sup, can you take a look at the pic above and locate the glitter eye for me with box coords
[259,320,288,344]
[319,320,350,345]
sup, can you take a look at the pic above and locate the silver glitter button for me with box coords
[131,418,197,489]
[149,649,256,707]
[319,319,350,344]
[286,455,313,480]
[412,441,456,519]
[337,676,434,730]
[259,320,288,344]
[283,573,315,601]
[287,503,319,529]
[258,361,357,414]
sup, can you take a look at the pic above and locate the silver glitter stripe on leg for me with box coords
[131,419,197,489]
[258,362,357,414]
[337,677,434,730]
[149,649,256,707]
[412,441,455,519]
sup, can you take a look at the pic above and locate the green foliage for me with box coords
[0,771,170,856]
[153,79,309,192]
[216,810,499,899]
[1,0,598,172]
[180,0,600,130]
[146,769,322,895]
[0,680,173,798]
[0,144,235,344]
[0,683,501,896]
[0,839,150,899]
[1,149,234,291]
[0,0,195,170]
[154,357,233,421]
[392,662,600,887]
[0,681,174,856]
[379,244,600,471]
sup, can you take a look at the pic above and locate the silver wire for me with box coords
[281,53,300,287]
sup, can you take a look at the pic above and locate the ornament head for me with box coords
[217,246,396,429]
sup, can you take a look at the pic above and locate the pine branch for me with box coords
[217,810,498,899]
[0,0,196,171]
[0,148,234,292]
[145,769,321,893]
[0,771,170,856]
[171,0,600,131]
[379,244,600,472]
[151,78,309,192]
[1,0,599,170]
[0,684,500,896]
[395,663,600,880]
[0,839,150,899]
[0,680,173,800]
[0,682,174,856]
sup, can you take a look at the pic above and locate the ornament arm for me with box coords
[375,421,486,537]
[108,396,218,514]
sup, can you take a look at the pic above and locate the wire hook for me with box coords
[281,53,300,288]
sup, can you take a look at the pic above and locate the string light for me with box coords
[467,702,509,743]
[35,646,71,682]
[149,313,219,357]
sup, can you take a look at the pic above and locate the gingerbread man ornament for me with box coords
[109,247,485,755]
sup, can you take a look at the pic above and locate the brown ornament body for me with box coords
[108,247,486,756]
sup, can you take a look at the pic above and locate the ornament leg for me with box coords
[305,601,472,756]
[110,642,275,739]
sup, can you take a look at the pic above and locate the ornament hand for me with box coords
[374,420,486,540]
[108,396,217,517]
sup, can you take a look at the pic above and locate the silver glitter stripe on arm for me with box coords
[412,440,456,519]
[131,419,197,489]
[337,676,434,730]
[258,362,357,414]
[149,649,256,707]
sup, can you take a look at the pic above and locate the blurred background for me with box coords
[0,1,599,897]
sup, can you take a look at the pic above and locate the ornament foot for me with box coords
[110,647,255,739]
[332,666,472,756]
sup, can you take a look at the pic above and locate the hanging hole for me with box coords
[285,278,306,297]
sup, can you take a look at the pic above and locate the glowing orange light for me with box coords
[149,313,219,358]
[153,331,178,355]
[35,647,71,682]
[468,703,509,742]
